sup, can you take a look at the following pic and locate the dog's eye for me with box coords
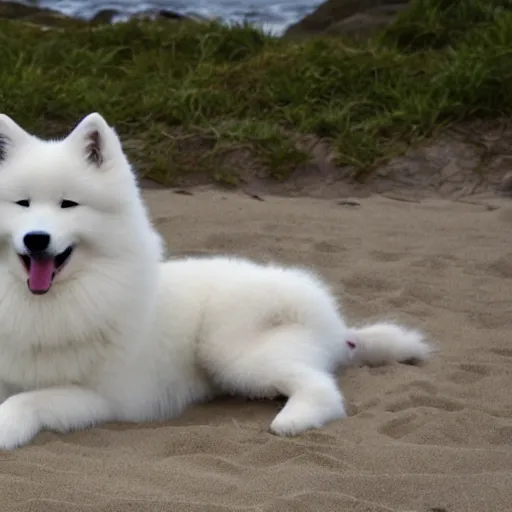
[60,200,79,209]
[15,200,30,208]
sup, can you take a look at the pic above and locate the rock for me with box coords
[129,10,214,24]
[129,10,187,22]
[0,1,54,19]
[90,9,119,25]
[0,1,86,28]
[284,0,410,39]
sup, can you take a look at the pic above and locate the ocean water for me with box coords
[15,0,321,34]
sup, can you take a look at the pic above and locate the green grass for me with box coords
[1,0,512,185]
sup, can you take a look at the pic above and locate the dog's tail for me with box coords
[345,322,431,367]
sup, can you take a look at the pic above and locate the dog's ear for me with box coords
[0,114,31,163]
[66,112,121,169]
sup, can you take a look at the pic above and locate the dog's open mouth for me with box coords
[19,246,74,295]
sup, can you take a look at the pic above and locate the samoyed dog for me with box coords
[0,112,430,450]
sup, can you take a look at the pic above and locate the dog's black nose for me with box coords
[23,231,51,253]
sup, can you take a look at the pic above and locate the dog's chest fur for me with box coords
[0,275,130,390]
[0,327,117,391]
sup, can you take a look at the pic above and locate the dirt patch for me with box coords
[140,119,512,201]
[356,119,512,201]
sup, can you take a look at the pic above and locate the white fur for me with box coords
[0,113,431,450]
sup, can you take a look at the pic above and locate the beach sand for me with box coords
[2,187,512,512]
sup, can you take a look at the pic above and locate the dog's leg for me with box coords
[267,366,346,436]
[0,386,112,450]
[201,325,347,436]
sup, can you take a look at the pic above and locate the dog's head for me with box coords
[0,113,157,295]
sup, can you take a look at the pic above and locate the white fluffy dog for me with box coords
[0,113,430,450]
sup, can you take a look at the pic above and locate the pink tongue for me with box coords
[28,258,56,293]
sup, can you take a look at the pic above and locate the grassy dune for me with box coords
[1,0,511,185]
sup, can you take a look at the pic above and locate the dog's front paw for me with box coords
[0,395,40,450]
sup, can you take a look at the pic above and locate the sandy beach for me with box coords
[1,186,512,512]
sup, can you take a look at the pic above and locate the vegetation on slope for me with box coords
[1,0,511,185]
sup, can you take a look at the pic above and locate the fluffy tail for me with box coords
[346,322,431,367]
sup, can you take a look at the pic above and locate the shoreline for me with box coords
[4,0,316,35]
